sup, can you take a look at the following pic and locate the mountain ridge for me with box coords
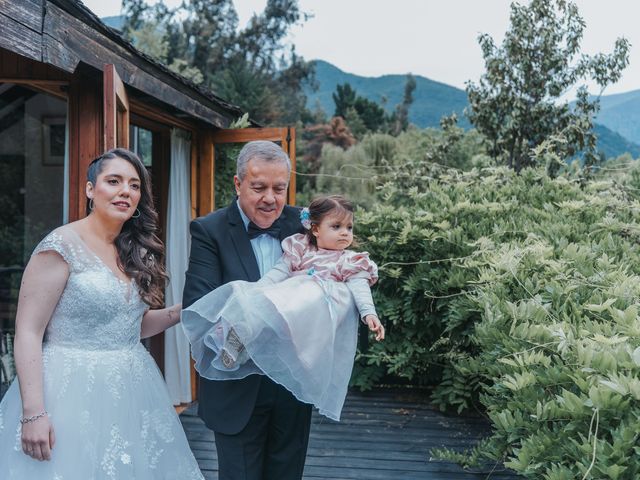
[305,60,471,129]
[306,60,640,159]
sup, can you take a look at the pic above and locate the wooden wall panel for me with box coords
[0,48,19,77]
[0,48,70,81]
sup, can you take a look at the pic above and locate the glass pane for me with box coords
[0,84,66,398]
[214,144,241,210]
[130,124,153,167]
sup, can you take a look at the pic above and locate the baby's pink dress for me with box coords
[182,234,378,421]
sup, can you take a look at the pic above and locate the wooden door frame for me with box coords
[206,127,297,212]
[188,126,297,402]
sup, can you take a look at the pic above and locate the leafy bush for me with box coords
[299,122,488,208]
[352,158,640,477]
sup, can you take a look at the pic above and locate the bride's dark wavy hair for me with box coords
[86,148,168,308]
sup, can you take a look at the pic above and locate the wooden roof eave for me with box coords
[0,0,255,128]
[45,1,244,128]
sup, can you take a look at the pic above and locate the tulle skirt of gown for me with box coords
[182,275,360,421]
[0,343,203,479]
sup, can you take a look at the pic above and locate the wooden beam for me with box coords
[23,82,66,100]
[130,112,172,134]
[0,8,42,61]
[114,71,128,112]
[0,79,67,100]
[198,130,215,216]
[287,127,297,206]
[211,128,290,144]
[129,98,198,132]
[103,64,130,150]
[0,0,43,33]
[190,358,198,403]
[190,130,199,219]
[103,64,116,151]
[0,78,68,85]
[189,131,199,402]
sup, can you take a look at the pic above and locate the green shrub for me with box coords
[351,158,640,477]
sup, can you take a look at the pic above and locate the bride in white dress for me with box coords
[0,149,203,479]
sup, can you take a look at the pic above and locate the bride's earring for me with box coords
[131,208,141,219]
[89,198,95,210]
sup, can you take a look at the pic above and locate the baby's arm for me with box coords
[346,278,377,317]
[256,258,290,285]
[346,278,385,341]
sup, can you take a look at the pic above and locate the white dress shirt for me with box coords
[237,200,283,276]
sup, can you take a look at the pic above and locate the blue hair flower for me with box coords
[300,207,311,230]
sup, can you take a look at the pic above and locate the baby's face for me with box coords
[313,212,354,251]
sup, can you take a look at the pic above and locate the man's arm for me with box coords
[183,219,222,308]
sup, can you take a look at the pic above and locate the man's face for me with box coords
[235,158,290,228]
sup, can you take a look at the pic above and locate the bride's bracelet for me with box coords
[20,410,48,424]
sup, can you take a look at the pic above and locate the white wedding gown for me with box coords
[0,228,203,479]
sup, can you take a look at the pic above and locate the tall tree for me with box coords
[332,83,358,119]
[332,83,389,134]
[121,0,314,125]
[466,0,629,171]
[392,74,416,135]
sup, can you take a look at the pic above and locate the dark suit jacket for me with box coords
[182,200,303,434]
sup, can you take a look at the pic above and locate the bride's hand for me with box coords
[140,303,182,338]
[21,414,55,461]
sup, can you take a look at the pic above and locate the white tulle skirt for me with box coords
[0,343,203,479]
[182,275,360,421]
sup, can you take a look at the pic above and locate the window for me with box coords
[130,124,153,167]
[0,84,67,397]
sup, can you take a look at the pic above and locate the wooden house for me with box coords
[0,0,296,403]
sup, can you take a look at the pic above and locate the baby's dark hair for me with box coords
[305,195,354,247]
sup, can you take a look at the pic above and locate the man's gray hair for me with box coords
[236,141,291,181]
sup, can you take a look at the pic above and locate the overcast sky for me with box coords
[82,0,640,96]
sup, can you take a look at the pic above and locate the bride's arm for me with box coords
[14,250,69,461]
[140,303,182,339]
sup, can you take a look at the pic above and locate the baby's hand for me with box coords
[364,314,385,341]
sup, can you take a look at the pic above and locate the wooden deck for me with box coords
[180,388,521,479]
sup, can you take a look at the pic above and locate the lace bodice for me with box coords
[32,227,149,350]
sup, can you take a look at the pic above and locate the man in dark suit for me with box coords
[182,141,312,480]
